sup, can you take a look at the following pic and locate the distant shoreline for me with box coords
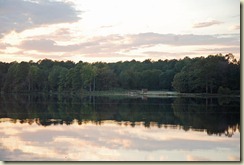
[85,90,240,98]
[1,90,239,98]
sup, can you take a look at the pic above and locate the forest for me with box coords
[0,53,240,94]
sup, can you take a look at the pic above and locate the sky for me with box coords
[0,0,240,63]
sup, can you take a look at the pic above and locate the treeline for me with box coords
[0,53,240,94]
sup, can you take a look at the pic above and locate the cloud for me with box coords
[229,25,240,30]
[100,25,114,28]
[193,20,223,28]
[19,35,126,54]
[0,0,81,37]
[20,39,81,52]
[128,33,239,46]
[228,155,240,161]
[81,52,144,59]
[53,28,72,36]
[196,47,240,53]
[186,155,211,161]
[19,33,240,52]
[0,43,11,49]
[15,32,239,62]
[0,147,49,161]
[143,51,198,59]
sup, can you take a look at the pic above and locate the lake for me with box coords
[0,94,240,161]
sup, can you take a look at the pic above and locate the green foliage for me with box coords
[119,70,139,89]
[3,62,30,92]
[28,65,41,91]
[58,68,68,92]
[0,54,240,94]
[172,54,240,93]
[140,69,162,90]
[48,66,64,91]
[0,62,10,91]
[172,71,189,93]
[80,64,97,91]
[159,69,175,90]
[96,67,118,90]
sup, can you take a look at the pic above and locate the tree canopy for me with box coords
[0,54,240,94]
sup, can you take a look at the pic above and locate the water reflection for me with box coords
[0,94,240,161]
[0,94,240,137]
[0,120,240,161]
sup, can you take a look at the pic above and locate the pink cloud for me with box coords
[193,20,223,28]
[186,155,210,161]
[228,155,240,161]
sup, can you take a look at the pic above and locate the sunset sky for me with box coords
[0,0,240,63]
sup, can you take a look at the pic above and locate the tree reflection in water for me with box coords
[0,94,240,137]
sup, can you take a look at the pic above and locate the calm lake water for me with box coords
[0,94,240,161]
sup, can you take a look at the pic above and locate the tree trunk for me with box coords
[205,98,208,110]
[93,78,96,91]
[205,81,208,94]
[28,78,31,91]
[210,80,213,94]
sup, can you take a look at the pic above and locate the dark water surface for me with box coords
[0,94,240,161]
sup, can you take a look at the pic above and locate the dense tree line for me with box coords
[0,53,240,94]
